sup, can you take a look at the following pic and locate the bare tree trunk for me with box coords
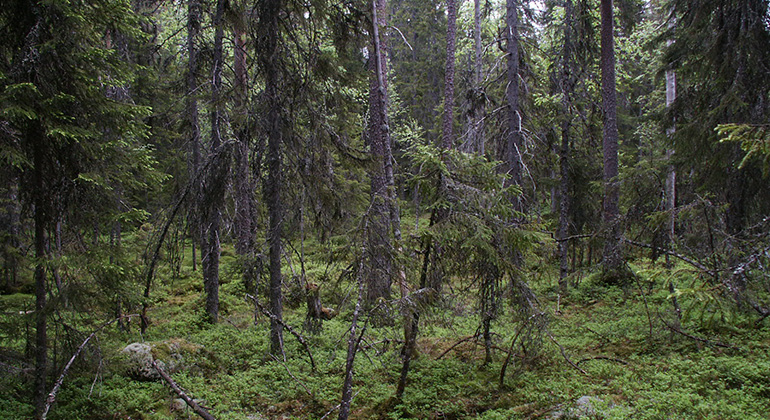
[338,257,366,420]
[502,0,523,206]
[260,0,285,356]
[600,0,622,276]
[441,0,457,150]
[32,128,48,419]
[187,0,201,273]
[558,0,574,292]
[202,0,228,323]
[233,24,255,257]
[366,0,395,305]
[466,0,485,154]
[664,40,676,270]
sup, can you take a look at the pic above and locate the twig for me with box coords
[247,294,316,371]
[576,356,629,366]
[658,314,742,351]
[623,238,715,276]
[546,330,588,375]
[152,359,215,420]
[499,321,527,386]
[269,354,313,397]
[435,333,481,360]
[42,314,138,420]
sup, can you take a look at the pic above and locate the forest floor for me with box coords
[2,243,770,419]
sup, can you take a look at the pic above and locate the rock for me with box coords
[120,340,188,381]
[547,396,614,419]
[121,342,162,381]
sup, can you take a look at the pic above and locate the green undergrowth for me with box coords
[2,251,770,419]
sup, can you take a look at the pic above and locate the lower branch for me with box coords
[152,359,215,420]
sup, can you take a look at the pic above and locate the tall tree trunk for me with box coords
[366,0,395,305]
[466,0,485,155]
[32,127,48,419]
[187,0,201,273]
[261,0,284,356]
[664,30,676,269]
[600,0,622,276]
[558,0,574,292]
[441,0,457,150]
[233,25,255,257]
[202,0,228,323]
[502,0,523,202]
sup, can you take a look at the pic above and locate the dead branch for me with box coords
[247,293,316,371]
[546,330,588,375]
[269,354,313,396]
[622,238,715,276]
[499,321,527,386]
[658,314,742,351]
[42,314,138,420]
[576,356,629,366]
[152,359,215,420]
[435,333,481,361]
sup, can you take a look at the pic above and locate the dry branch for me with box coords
[42,314,138,420]
[247,293,316,371]
[152,359,215,420]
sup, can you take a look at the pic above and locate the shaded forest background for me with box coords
[1,0,770,418]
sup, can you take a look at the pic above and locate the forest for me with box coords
[1,0,769,418]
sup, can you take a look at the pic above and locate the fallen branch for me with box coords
[42,314,138,420]
[247,293,316,371]
[576,356,629,366]
[499,322,527,386]
[623,238,715,276]
[152,359,215,420]
[435,333,481,361]
[269,354,313,396]
[658,314,742,351]
[546,330,587,375]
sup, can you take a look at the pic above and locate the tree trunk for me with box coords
[468,0,485,154]
[441,0,457,150]
[261,0,285,356]
[600,0,622,276]
[558,0,574,292]
[187,0,201,273]
[663,8,676,267]
[366,0,394,305]
[233,25,255,257]
[32,127,48,419]
[502,0,523,208]
[202,0,228,323]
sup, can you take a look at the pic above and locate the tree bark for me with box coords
[558,0,574,292]
[202,0,228,323]
[467,0,485,155]
[33,128,48,419]
[600,0,623,275]
[664,32,676,269]
[366,0,395,305]
[502,0,523,208]
[261,0,285,356]
[187,0,202,273]
[441,0,457,150]
[233,25,255,257]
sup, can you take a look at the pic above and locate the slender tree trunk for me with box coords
[187,0,201,273]
[32,129,48,419]
[558,0,574,292]
[441,0,457,150]
[502,0,523,206]
[261,0,284,356]
[233,25,255,257]
[202,0,227,323]
[600,0,622,276]
[664,37,676,269]
[366,0,395,305]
